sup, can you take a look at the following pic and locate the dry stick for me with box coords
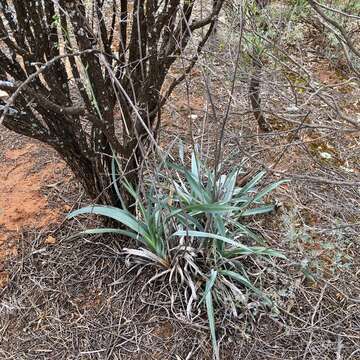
[155,20,218,114]
[271,111,311,170]
[264,111,357,133]
[341,41,360,78]
[303,283,328,360]
[280,173,360,186]
[214,2,245,181]
[336,335,343,360]
[312,10,360,79]
[310,0,360,20]
[0,49,101,124]
[149,0,226,118]
[189,0,225,31]
[309,0,360,58]
[234,137,360,186]
[252,31,360,130]
[315,91,360,129]
[320,278,360,304]
[1,72,125,156]
[100,55,162,155]
[164,4,212,150]
[347,349,360,360]
[0,81,86,116]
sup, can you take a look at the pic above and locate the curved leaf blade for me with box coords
[68,206,147,236]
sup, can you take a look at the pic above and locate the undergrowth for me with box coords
[68,147,288,359]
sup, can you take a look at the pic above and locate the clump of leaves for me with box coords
[68,148,288,359]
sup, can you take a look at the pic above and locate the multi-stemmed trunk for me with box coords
[0,0,224,206]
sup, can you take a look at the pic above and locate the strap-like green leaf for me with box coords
[240,205,275,216]
[224,247,286,259]
[199,270,218,305]
[186,203,240,214]
[205,285,219,360]
[68,228,139,240]
[111,156,126,209]
[191,150,200,182]
[68,206,147,236]
[172,230,255,253]
[251,179,289,203]
[237,171,266,195]
[224,170,238,202]
[220,269,272,306]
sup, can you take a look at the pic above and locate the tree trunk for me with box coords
[249,56,271,132]
[0,0,225,207]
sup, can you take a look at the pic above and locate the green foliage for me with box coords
[68,147,288,358]
[281,208,354,284]
[51,14,60,27]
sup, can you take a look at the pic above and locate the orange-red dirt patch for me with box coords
[0,143,66,269]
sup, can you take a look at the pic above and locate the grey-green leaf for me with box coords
[68,206,147,236]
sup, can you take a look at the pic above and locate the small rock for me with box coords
[319,152,332,159]
[286,105,299,112]
[0,271,9,288]
[44,235,57,245]
[188,114,198,120]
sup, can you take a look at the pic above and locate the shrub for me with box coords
[68,147,288,359]
[0,1,225,205]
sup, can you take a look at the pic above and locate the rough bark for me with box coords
[249,0,272,132]
[0,0,225,206]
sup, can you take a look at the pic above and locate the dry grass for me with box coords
[0,196,358,359]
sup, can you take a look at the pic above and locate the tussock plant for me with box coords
[68,148,288,359]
